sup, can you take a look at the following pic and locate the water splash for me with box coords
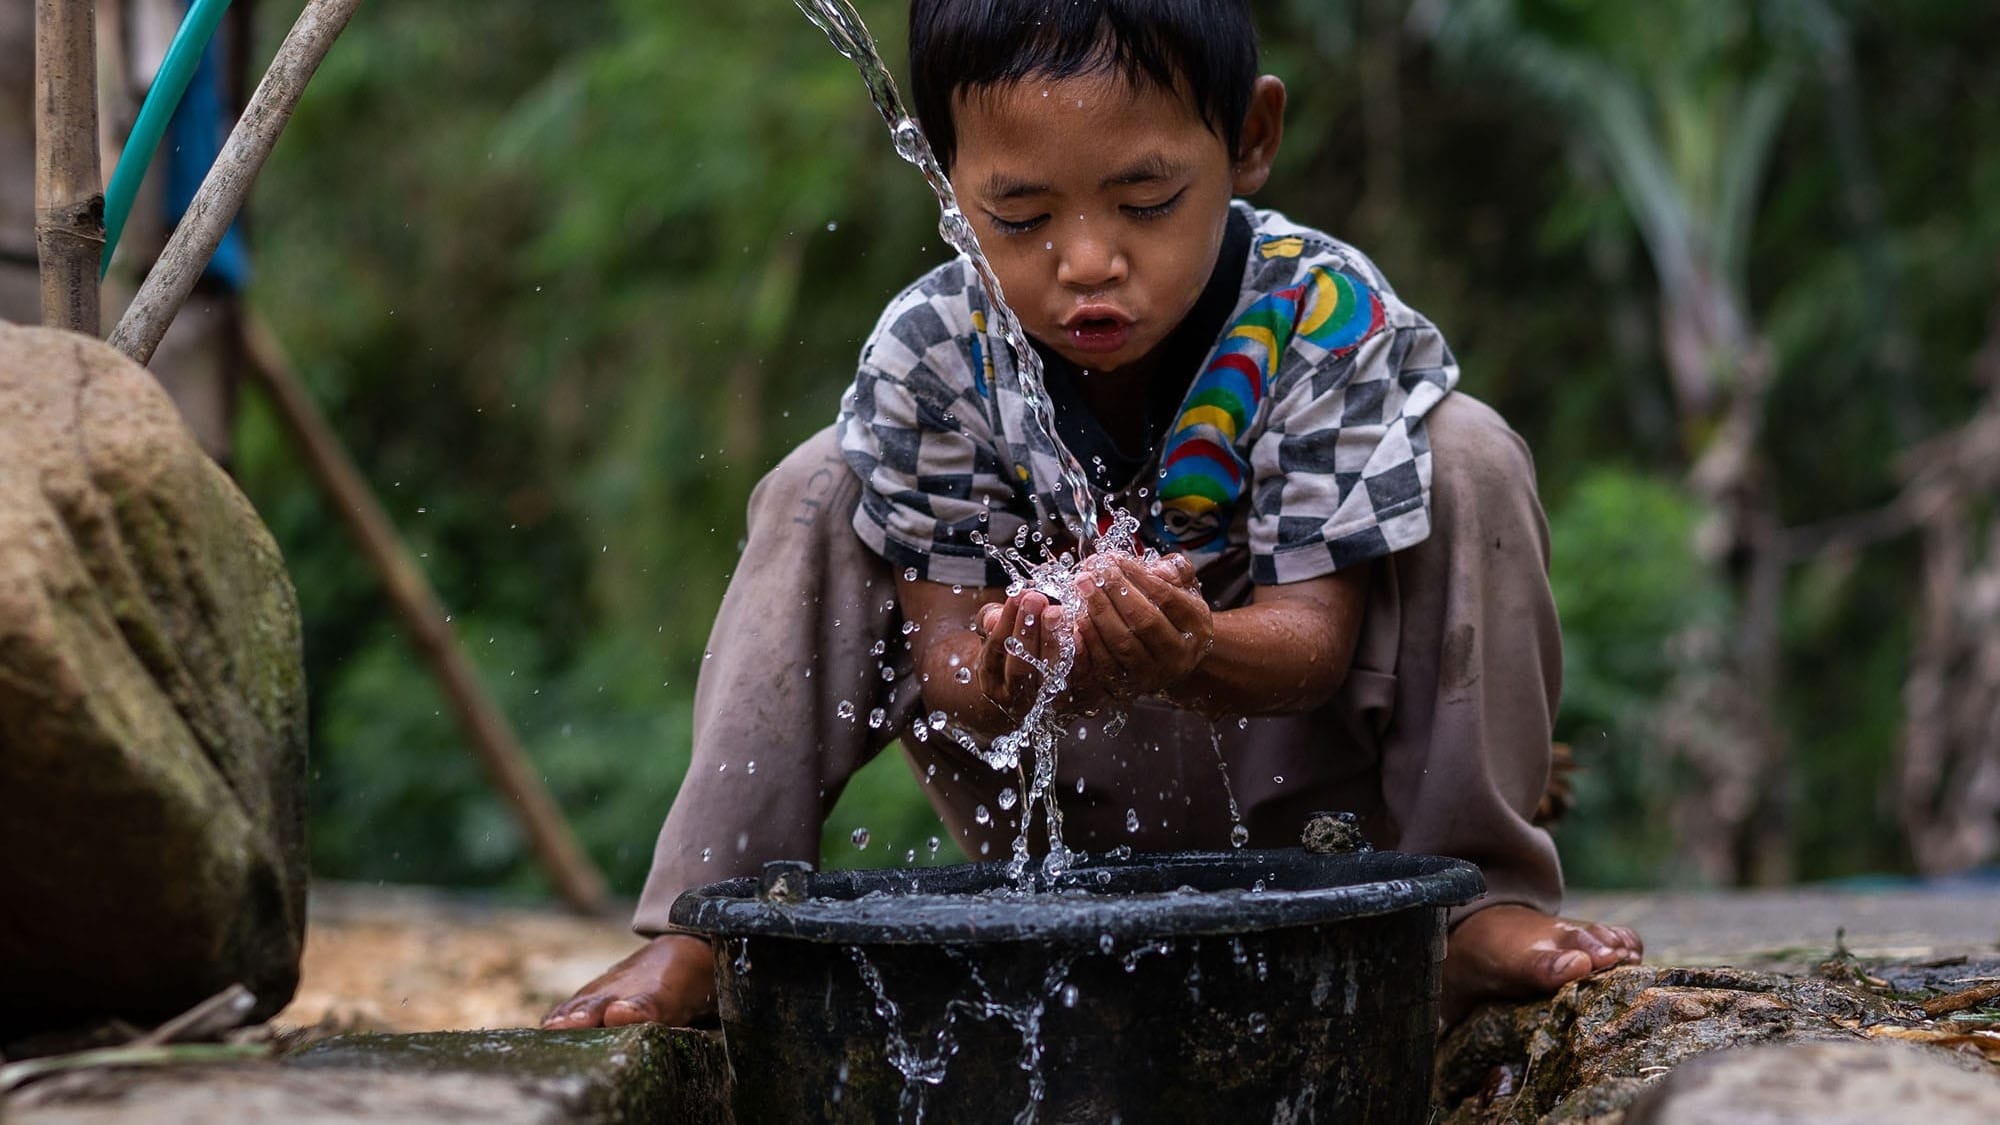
[796,0,1188,885]
[846,943,1077,1124]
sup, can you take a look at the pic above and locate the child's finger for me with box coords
[1077,568,1162,672]
[1003,592,1050,704]
[1146,552,1200,590]
[1121,563,1208,636]
[977,597,1020,703]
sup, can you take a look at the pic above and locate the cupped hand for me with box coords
[1066,552,1212,701]
[971,590,1075,723]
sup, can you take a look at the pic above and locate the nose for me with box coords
[1054,222,1127,290]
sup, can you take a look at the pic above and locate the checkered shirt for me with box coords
[837,203,1459,589]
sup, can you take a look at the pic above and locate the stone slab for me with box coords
[3,1027,734,1125]
[1624,1040,2000,1125]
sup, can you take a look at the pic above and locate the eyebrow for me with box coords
[979,155,1190,202]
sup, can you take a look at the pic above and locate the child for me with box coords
[545,0,1639,1031]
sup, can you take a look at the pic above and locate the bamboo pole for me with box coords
[109,0,362,365]
[33,0,103,332]
[241,316,612,916]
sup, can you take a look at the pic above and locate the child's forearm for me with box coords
[916,630,1020,737]
[1154,569,1368,718]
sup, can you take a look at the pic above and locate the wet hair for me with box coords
[909,0,1260,171]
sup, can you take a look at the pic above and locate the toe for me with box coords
[1540,948,1593,987]
[1577,925,1633,969]
[541,996,607,1030]
[602,996,662,1027]
[1588,923,1642,964]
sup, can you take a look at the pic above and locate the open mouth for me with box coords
[1066,316,1132,355]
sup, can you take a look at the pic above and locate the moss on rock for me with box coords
[0,322,308,1035]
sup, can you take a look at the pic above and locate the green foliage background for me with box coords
[236,0,2000,897]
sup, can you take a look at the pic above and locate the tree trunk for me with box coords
[33,0,102,333]
[1656,274,1793,886]
[1897,298,2000,874]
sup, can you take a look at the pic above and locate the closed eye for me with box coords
[986,211,1048,235]
[1123,187,1187,221]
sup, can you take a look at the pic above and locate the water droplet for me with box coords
[928,710,948,730]
[1230,824,1249,848]
[954,666,973,684]
[1125,808,1140,834]
[746,760,757,774]
[1061,983,1079,1007]
[851,827,871,850]
[1236,717,1250,729]
[826,220,839,232]
[870,640,887,656]
[1098,933,1114,954]
[880,665,897,681]
[905,849,916,862]
[1251,878,1266,894]
[1248,1012,1268,1034]
[867,707,887,729]
[998,787,1018,810]
[1273,775,1285,785]
[700,847,712,862]
[1076,776,1086,794]
[901,620,921,635]
[927,836,941,854]
[903,567,919,581]
[975,804,992,825]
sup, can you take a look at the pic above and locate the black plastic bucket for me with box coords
[671,847,1483,1123]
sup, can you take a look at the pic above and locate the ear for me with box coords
[1231,76,1286,195]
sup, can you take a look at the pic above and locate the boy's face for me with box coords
[949,71,1282,377]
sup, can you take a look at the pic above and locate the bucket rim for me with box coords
[668,848,1485,945]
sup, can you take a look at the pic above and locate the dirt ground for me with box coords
[274,884,647,1034]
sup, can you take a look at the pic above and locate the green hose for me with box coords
[101,0,234,278]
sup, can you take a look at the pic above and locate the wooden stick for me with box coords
[33,0,103,332]
[129,984,257,1047]
[240,315,612,916]
[0,1042,268,1094]
[109,0,363,364]
[1924,981,2000,1020]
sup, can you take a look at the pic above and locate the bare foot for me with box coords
[1443,904,1642,1024]
[541,934,717,1029]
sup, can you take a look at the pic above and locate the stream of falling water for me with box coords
[794,0,1246,884]
[796,0,1132,886]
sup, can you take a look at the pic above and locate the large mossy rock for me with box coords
[0,322,307,1035]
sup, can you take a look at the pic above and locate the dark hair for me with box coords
[909,0,1260,171]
